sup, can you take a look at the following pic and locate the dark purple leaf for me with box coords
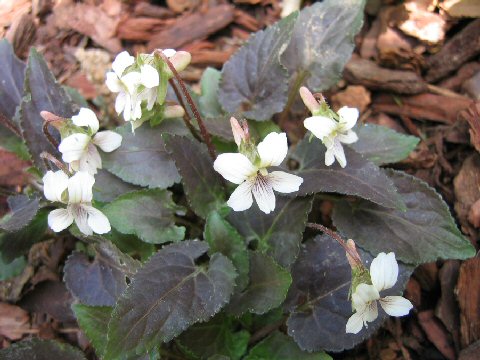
[0,338,86,360]
[0,195,40,232]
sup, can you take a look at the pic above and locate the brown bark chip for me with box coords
[0,302,29,341]
[457,257,480,348]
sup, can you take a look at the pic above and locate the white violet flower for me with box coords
[58,108,122,175]
[346,252,413,334]
[105,51,142,121]
[213,132,303,214]
[304,106,359,168]
[43,170,111,236]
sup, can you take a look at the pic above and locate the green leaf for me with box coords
[219,13,298,120]
[104,240,237,360]
[64,251,126,306]
[0,195,40,232]
[281,0,365,91]
[205,211,249,291]
[227,196,312,268]
[0,338,86,360]
[286,235,413,352]
[227,252,291,316]
[163,135,225,218]
[0,209,48,262]
[350,124,419,165]
[290,137,405,210]
[72,304,112,357]
[199,67,223,118]
[178,314,249,360]
[245,331,331,360]
[332,170,476,265]
[93,169,141,202]
[102,189,186,244]
[104,230,155,262]
[102,119,188,188]
[19,48,78,171]
[0,256,27,281]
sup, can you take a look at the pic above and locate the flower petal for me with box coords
[363,301,379,323]
[140,65,160,88]
[338,106,359,129]
[337,130,358,144]
[257,132,288,167]
[352,283,380,310]
[112,51,134,76]
[84,205,111,234]
[48,208,74,232]
[252,175,276,214]
[67,171,94,204]
[162,48,176,58]
[115,92,126,114]
[268,171,303,193]
[71,108,99,133]
[346,312,365,334]
[324,147,335,166]
[105,72,121,93]
[43,170,69,202]
[78,144,102,175]
[58,133,90,163]
[227,179,254,212]
[70,204,92,235]
[304,116,337,140]
[333,140,347,168]
[213,153,256,184]
[93,131,122,152]
[379,296,413,317]
[121,72,141,94]
[370,252,399,292]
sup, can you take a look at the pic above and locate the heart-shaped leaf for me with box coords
[92,169,141,203]
[227,251,292,316]
[285,235,413,352]
[102,119,188,188]
[178,314,250,360]
[163,135,225,218]
[19,48,78,171]
[0,195,40,232]
[102,189,186,244]
[0,256,27,281]
[72,304,112,357]
[0,338,86,360]
[219,13,298,120]
[332,170,476,265]
[290,137,405,210]
[105,240,237,360]
[0,40,25,120]
[281,0,365,91]
[205,211,249,291]
[227,196,312,268]
[349,124,419,165]
[245,331,331,360]
[64,251,127,306]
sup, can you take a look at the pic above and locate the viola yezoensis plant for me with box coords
[214,118,303,214]
[0,1,476,359]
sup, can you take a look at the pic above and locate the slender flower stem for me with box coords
[168,78,202,142]
[42,120,60,148]
[40,151,70,175]
[279,70,308,128]
[306,222,363,267]
[0,111,22,138]
[155,50,216,160]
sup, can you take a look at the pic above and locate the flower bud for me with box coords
[346,239,371,299]
[299,86,321,115]
[230,117,248,146]
[40,111,66,130]
[164,105,185,119]
[166,51,192,75]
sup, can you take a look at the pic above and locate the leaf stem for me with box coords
[155,50,216,161]
[279,70,308,127]
[306,222,362,267]
[168,78,202,142]
[40,151,70,174]
[0,111,22,138]
[42,120,59,148]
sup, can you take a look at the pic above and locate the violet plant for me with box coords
[0,1,475,359]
